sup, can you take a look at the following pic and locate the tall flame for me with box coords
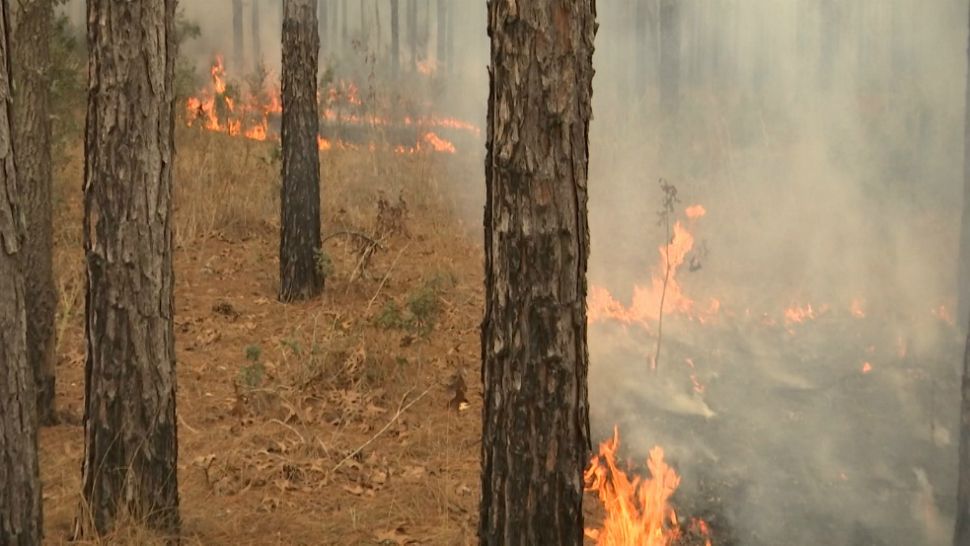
[585,427,711,546]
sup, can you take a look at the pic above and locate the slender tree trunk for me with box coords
[233,0,244,71]
[76,0,180,538]
[341,0,347,48]
[444,0,453,74]
[252,0,262,66]
[0,1,42,542]
[280,0,323,302]
[391,0,400,76]
[659,0,680,117]
[435,0,445,70]
[480,0,596,543]
[318,0,328,54]
[12,0,56,426]
[406,0,416,68]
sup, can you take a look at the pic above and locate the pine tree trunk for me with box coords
[280,0,323,302]
[11,0,56,426]
[435,0,445,70]
[659,0,680,116]
[252,0,262,66]
[391,0,400,76]
[406,0,417,68]
[0,1,42,542]
[480,1,595,543]
[233,0,244,71]
[77,0,180,538]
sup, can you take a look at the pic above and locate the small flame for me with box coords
[685,204,707,219]
[850,298,865,319]
[862,362,873,374]
[784,303,816,324]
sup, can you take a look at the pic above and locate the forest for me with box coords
[1,0,970,545]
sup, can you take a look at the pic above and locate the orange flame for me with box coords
[585,427,709,545]
[862,362,873,374]
[850,298,865,319]
[588,206,710,328]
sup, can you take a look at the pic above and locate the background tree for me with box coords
[659,0,680,117]
[252,0,263,66]
[77,0,180,537]
[956,4,970,545]
[280,0,323,302]
[233,0,244,70]
[391,0,400,76]
[12,0,56,425]
[479,0,596,543]
[435,0,446,71]
[0,0,42,541]
[406,0,417,68]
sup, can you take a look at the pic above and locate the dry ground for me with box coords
[40,128,485,545]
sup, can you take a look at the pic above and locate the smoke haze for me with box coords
[62,1,967,544]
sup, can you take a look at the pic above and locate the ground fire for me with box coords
[184,56,479,154]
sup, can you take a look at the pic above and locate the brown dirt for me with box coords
[41,129,484,545]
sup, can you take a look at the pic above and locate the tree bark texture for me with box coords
[78,0,180,538]
[0,1,42,542]
[280,0,323,302]
[11,0,56,426]
[480,0,596,544]
[233,0,244,71]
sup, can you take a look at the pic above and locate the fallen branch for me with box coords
[330,386,431,474]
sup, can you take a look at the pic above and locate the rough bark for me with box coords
[77,0,180,538]
[280,0,323,302]
[659,0,680,116]
[960,0,970,332]
[956,323,970,545]
[11,0,56,426]
[391,0,400,76]
[0,1,42,542]
[232,0,244,71]
[252,0,262,65]
[480,0,596,544]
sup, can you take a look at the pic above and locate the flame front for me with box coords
[584,427,709,546]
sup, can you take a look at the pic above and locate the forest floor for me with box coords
[40,128,488,545]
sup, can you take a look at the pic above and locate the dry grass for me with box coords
[41,127,484,545]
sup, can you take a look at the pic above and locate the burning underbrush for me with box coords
[586,202,962,545]
[183,56,480,155]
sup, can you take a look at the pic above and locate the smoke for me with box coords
[60,0,967,543]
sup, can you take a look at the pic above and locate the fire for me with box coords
[184,56,478,154]
[584,427,711,546]
[850,298,865,318]
[862,362,873,374]
[588,205,710,328]
[783,303,816,324]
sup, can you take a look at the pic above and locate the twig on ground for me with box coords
[330,386,431,474]
[365,242,412,313]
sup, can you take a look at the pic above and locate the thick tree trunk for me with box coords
[0,1,42,542]
[252,0,262,66]
[391,0,400,76]
[956,323,970,544]
[280,0,323,302]
[233,0,244,71]
[659,0,680,117]
[11,0,56,426]
[77,0,180,538]
[480,1,595,544]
